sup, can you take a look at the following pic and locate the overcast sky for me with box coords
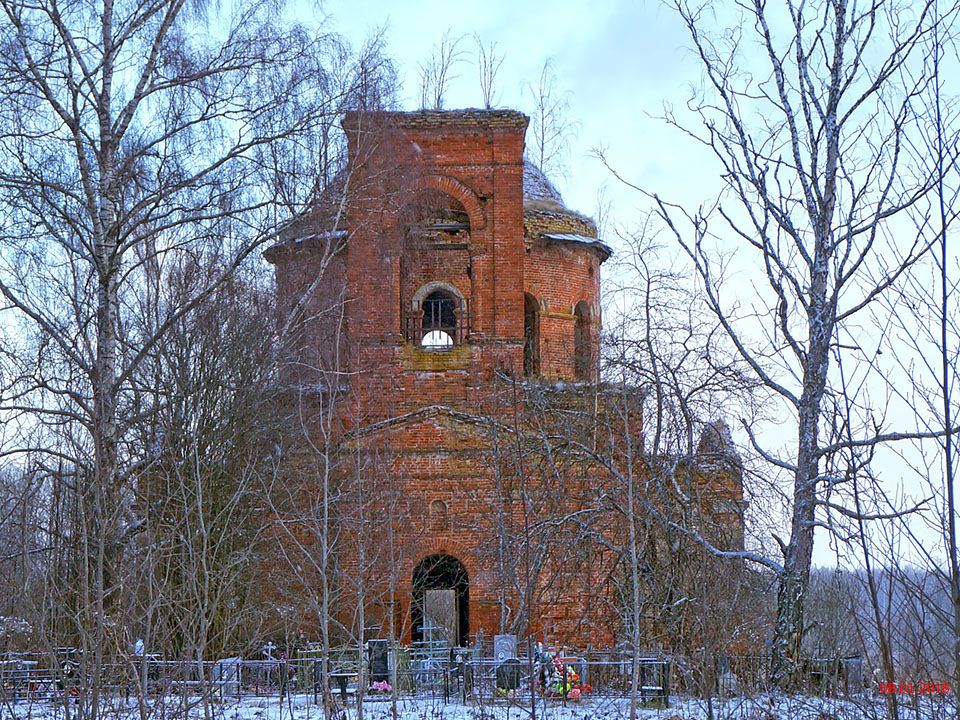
[315,0,716,230]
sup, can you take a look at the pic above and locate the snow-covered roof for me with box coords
[523,160,564,207]
[263,229,348,262]
[542,232,612,259]
[287,230,348,246]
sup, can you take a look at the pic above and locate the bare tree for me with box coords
[261,106,426,719]
[590,228,763,716]
[474,35,504,109]
[482,224,766,718]
[116,258,282,720]
[131,259,279,653]
[524,60,578,180]
[613,0,952,686]
[0,0,380,710]
[867,12,960,706]
[418,31,467,110]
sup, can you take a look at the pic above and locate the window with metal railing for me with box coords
[404,289,469,349]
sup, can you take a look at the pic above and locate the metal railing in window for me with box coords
[403,294,469,350]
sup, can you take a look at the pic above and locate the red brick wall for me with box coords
[523,239,601,381]
[328,409,624,647]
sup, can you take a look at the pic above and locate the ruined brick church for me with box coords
[265,109,745,649]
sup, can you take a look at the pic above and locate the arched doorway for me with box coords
[411,554,469,647]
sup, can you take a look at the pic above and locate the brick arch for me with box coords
[573,299,592,320]
[418,174,486,230]
[402,537,481,584]
[411,280,464,308]
[407,543,476,647]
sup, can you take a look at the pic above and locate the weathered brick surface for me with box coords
[265,110,745,649]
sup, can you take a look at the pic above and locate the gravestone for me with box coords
[214,657,241,698]
[494,634,516,663]
[368,640,389,683]
[496,658,522,691]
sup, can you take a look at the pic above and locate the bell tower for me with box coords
[264,109,614,645]
[335,110,533,421]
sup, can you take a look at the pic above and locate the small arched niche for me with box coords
[429,499,449,519]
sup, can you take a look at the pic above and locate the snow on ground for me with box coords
[1,693,956,720]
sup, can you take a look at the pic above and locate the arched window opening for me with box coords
[405,284,468,350]
[422,290,457,348]
[403,189,470,242]
[524,293,540,377]
[574,301,592,381]
[411,554,469,647]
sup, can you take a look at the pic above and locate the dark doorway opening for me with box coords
[411,554,469,647]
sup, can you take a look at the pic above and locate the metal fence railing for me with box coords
[0,647,865,706]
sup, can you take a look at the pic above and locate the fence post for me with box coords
[665,660,672,707]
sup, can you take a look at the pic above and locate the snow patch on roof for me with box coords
[523,160,564,206]
[542,232,612,258]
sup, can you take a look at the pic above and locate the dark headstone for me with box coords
[368,640,389,683]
